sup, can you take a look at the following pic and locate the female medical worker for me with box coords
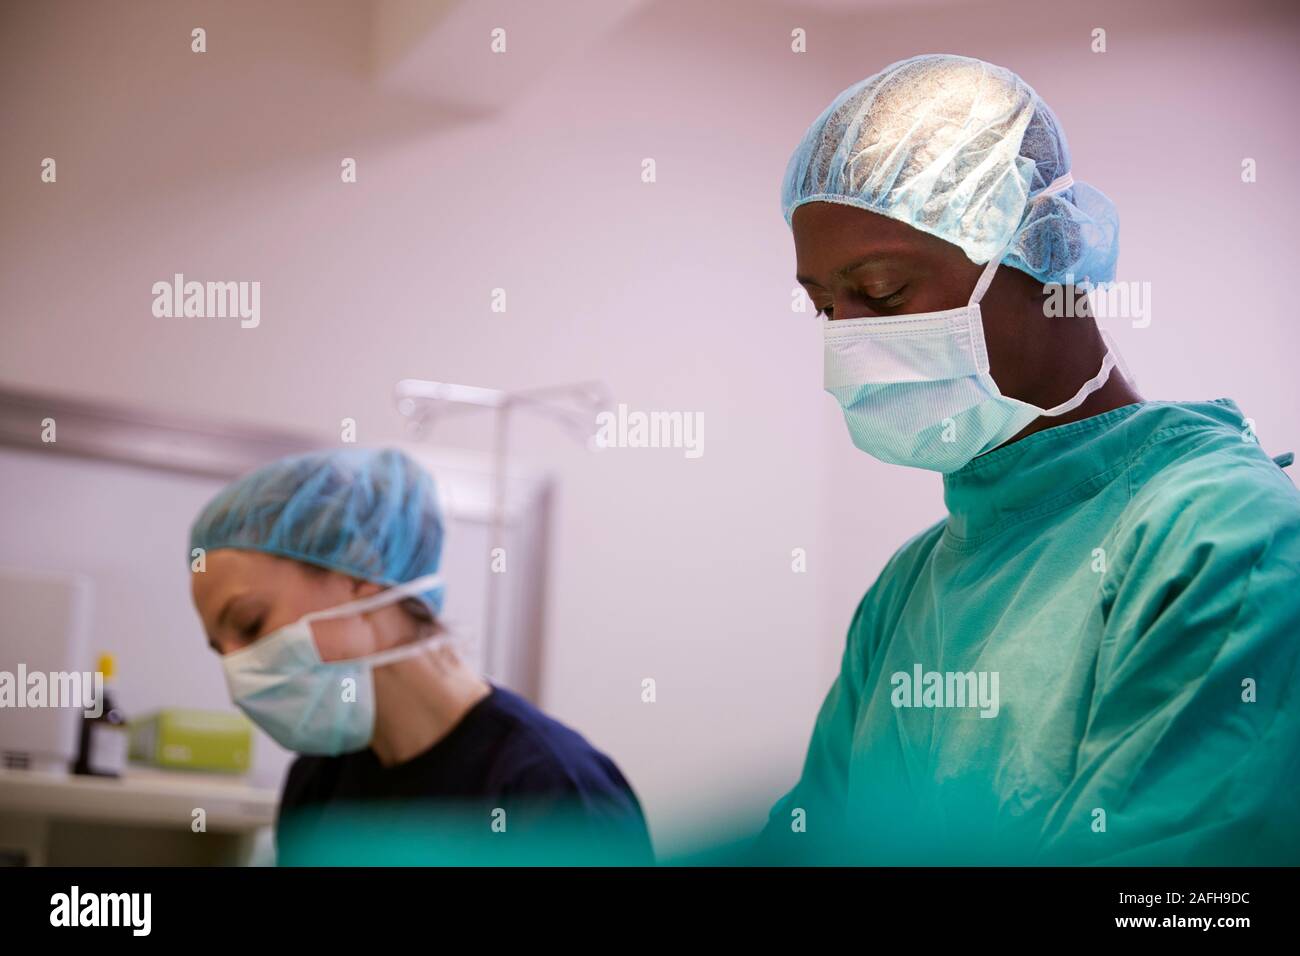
[759,54,1300,865]
[189,447,652,864]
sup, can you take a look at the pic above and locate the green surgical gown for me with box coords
[761,399,1300,865]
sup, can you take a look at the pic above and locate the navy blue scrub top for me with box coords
[276,683,653,865]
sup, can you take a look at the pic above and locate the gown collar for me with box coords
[940,398,1246,547]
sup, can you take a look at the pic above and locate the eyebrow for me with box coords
[797,252,907,287]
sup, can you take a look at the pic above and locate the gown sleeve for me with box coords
[1038,455,1300,864]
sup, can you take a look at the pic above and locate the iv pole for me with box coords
[394,379,609,679]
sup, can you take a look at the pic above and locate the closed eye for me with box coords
[860,285,908,310]
[816,285,908,320]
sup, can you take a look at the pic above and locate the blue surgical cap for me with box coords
[781,53,1119,285]
[190,447,446,615]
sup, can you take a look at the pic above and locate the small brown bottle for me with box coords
[71,653,128,777]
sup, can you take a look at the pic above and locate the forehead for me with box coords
[792,202,954,276]
[190,550,290,618]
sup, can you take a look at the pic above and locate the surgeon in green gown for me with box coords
[759,54,1300,865]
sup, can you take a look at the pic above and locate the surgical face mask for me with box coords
[221,573,447,756]
[823,174,1126,473]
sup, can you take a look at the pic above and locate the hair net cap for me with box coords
[190,447,446,616]
[781,53,1118,285]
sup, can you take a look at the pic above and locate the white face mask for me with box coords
[823,173,1127,473]
[221,573,447,756]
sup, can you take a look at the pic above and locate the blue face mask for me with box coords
[220,573,446,755]
[823,175,1125,473]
